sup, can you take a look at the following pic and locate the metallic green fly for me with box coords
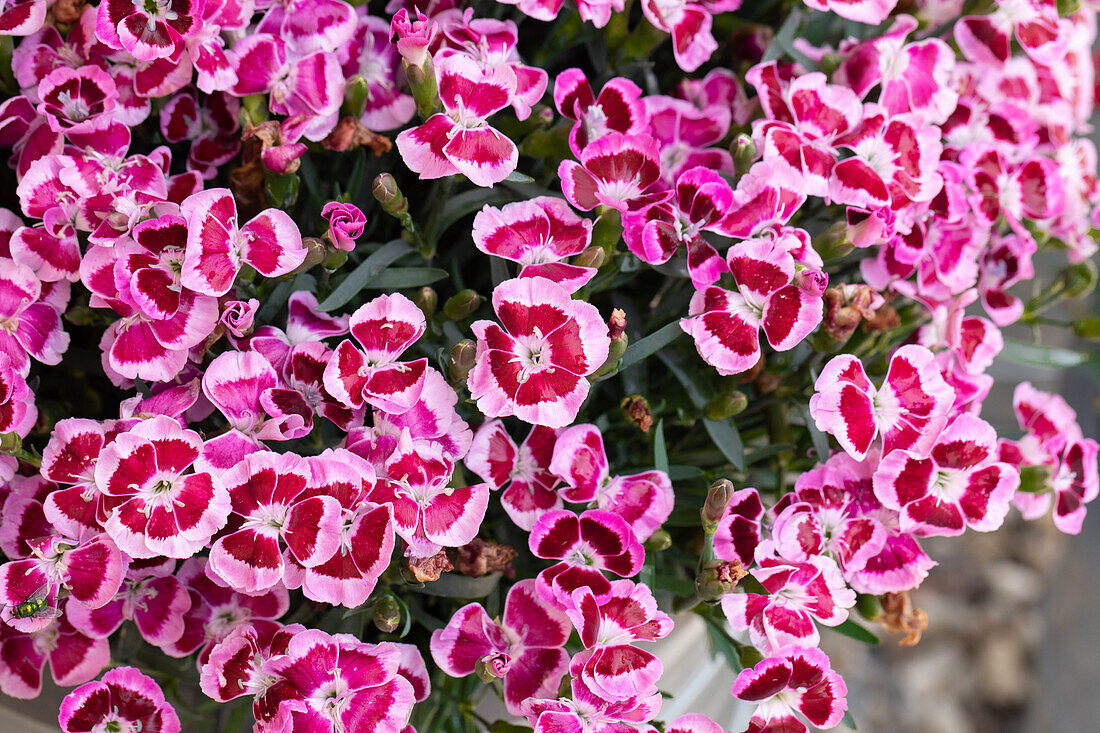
[5,582,62,621]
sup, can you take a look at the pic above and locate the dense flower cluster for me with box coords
[0,0,1098,731]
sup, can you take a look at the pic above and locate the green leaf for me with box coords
[842,710,858,730]
[1000,339,1092,368]
[430,189,502,242]
[658,351,744,469]
[619,321,684,372]
[504,170,534,183]
[364,267,449,289]
[762,7,803,63]
[317,240,412,311]
[703,418,744,471]
[832,619,880,645]
[654,419,669,475]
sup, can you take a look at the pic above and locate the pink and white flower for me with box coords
[180,188,307,297]
[95,0,202,61]
[431,579,571,714]
[550,423,673,541]
[280,451,394,608]
[93,416,231,559]
[558,132,668,213]
[371,430,489,558]
[0,616,109,699]
[681,238,826,376]
[529,509,645,606]
[566,580,673,701]
[472,197,594,294]
[468,276,610,429]
[731,646,848,733]
[873,413,1019,537]
[623,166,732,288]
[35,66,117,135]
[322,292,430,415]
[721,555,856,653]
[207,451,343,595]
[464,420,562,531]
[809,345,955,461]
[553,69,648,157]
[59,666,180,733]
[66,567,192,648]
[395,53,519,187]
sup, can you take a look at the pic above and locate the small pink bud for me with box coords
[220,299,259,338]
[321,201,367,252]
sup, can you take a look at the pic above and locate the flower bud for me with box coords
[620,394,653,433]
[607,308,627,340]
[372,173,408,219]
[475,652,512,683]
[321,201,367,252]
[695,559,747,601]
[855,593,882,621]
[443,289,484,321]
[261,143,307,174]
[414,287,438,319]
[1061,260,1098,299]
[390,8,437,68]
[730,133,756,180]
[644,529,672,552]
[323,247,349,271]
[220,299,259,338]
[814,221,853,260]
[0,432,22,452]
[343,74,371,118]
[702,479,734,530]
[572,246,606,270]
[372,593,402,633]
[591,324,627,378]
[738,645,765,670]
[292,237,326,274]
[705,391,748,421]
[795,268,828,297]
[449,340,477,384]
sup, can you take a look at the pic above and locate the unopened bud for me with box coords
[731,134,756,180]
[343,74,371,118]
[449,340,477,384]
[372,593,401,633]
[815,221,853,260]
[241,94,269,127]
[475,652,512,683]
[702,479,735,530]
[738,645,765,670]
[608,308,627,340]
[591,329,627,378]
[292,237,326,274]
[695,559,747,601]
[795,268,828,297]
[323,246,349,271]
[855,592,882,621]
[705,391,748,421]
[620,394,653,432]
[572,246,606,270]
[1061,260,1098,299]
[644,529,672,552]
[372,173,408,219]
[0,432,22,452]
[414,287,438,319]
[443,289,483,321]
